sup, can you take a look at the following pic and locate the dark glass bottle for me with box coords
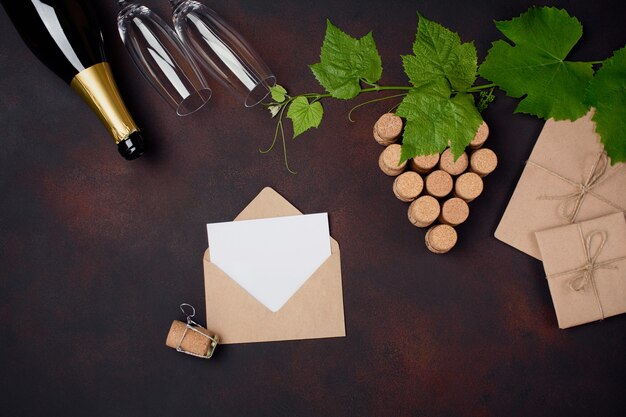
[1,0,145,160]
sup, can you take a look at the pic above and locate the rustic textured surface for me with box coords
[1,0,626,416]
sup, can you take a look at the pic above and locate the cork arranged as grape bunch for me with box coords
[375,113,497,253]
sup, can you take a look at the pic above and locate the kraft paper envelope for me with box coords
[495,111,626,260]
[203,187,346,344]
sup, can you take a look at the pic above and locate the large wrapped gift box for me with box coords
[495,111,626,260]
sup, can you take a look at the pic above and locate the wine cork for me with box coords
[425,169,453,198]
[439,197,469,226]
[425,224,458,254]
[165,320,219,358]
[469,121,489,149]
[408,195,440,228]
[373,113,402,145]
[439,148,468,176]
[454,172,483,202]
[409,153,439,174]
[470,148,498,177]
[392,171,423,202]
[378,144,406,176]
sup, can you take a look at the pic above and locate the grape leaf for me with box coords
[586,47,626,105]
[479,7,593,120]
[310,20,382,99]
[287,97,324,138]
[592,94,626,163]
[402,14,477,95]
[586,47,626,163]
[270,84,288,103]
[397,91,483,161]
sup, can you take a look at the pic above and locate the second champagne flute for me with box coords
[169,0,276,107]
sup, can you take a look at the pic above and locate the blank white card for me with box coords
[207,213,331,312]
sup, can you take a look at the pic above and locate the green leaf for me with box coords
[479,7,593,120]
[586,47,626,105]
[270,84,288,103]
[287,97,324,138]
[402,14,477,95]
[592,93,626,163]
[397,91,483,161]
[586,47,626,163]
[310,20,383,99]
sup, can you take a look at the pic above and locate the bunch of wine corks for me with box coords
[374,114,497,254]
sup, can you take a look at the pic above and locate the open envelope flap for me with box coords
[202,187,345,344]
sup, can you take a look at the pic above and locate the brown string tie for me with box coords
[546,226,626,320]
[526,152,624,223]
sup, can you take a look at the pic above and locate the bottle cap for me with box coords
[118,131,145,160]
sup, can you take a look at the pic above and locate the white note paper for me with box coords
[207,213,331,312]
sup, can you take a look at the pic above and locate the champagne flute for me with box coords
[169,0,276,107]
[117,0,211,116]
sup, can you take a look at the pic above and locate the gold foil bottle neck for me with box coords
[70,62,139,144]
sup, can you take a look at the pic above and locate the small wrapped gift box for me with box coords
[495,111,626,260]
[536,212,626,329]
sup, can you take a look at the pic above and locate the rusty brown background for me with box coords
[1,0,625,416]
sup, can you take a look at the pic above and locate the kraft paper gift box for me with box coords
[535,212,626,329]
[203,187,346,344]
[495,111,626,260]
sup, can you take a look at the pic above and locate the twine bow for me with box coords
[526,152,623,223]
[546,226,626,319]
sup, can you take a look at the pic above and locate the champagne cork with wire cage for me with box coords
[165,304,219,359]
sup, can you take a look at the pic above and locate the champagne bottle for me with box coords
[1,0,145,160]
